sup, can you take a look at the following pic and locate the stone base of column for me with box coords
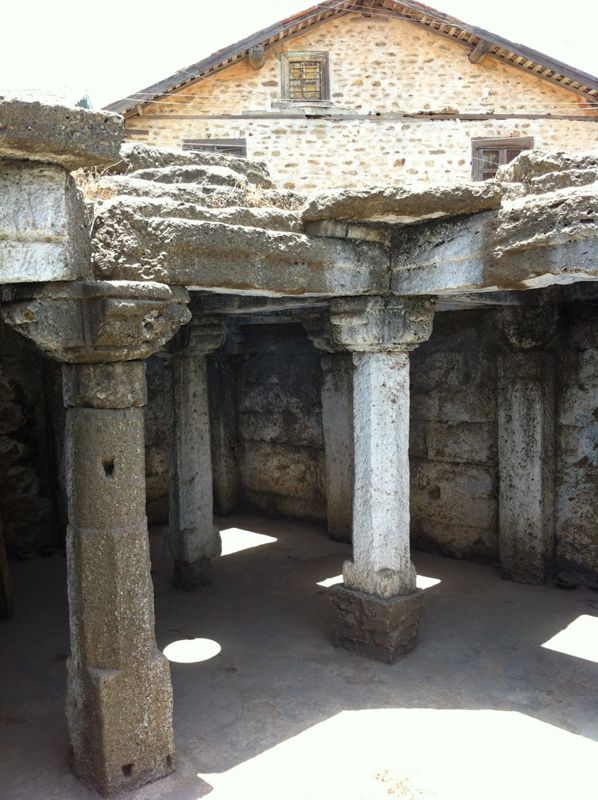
[330,584,424,664]
[173,556,213,590]
[67,654,175,797]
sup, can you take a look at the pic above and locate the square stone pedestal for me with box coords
[330,584,424,663]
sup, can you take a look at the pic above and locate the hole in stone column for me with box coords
[122,763,134,778]
[166,754,173,769]
[103,458,115,478]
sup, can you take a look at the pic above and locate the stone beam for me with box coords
[0,99,123,170]
[392,186,598,295]
[92,211,391,297]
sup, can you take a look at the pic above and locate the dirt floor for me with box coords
[1,513,597,800]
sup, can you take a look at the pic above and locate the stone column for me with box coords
[2,281,190,796]
[168,317,226,590]
[496,306,558,584]
[320,353,354,541]
[326,296,436,663]
[304,313,354,542]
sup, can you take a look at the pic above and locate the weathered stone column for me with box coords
[2,281,190,796]
[326,296,436,663]
[320,352,354,541]
[168,317,226,589]
[496,306,558,584]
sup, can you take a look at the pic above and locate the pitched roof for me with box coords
[105,0,598,116]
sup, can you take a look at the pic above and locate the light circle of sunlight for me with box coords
[163,638,222,664]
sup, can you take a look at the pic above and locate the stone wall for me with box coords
[410,311,499,563]
[124,13,597,190]
[0,321,57,553]
[235,323,326,523]
[556,300,598,585]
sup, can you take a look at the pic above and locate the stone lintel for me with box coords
[330,584,424,663]
[329,295,437,353]
[1,280,190,363]
[0,99,123,171]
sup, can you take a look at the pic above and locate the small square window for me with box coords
[281,52,329,102]
[471,137,533,180]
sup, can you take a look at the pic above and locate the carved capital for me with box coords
[171,315,227,359]
[494,305,560,350]
[328,296,436,353]
[0,281,190,363]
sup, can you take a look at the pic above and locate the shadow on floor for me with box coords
[1,513,597,799]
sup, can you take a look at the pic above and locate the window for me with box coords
[182,138,247,158]
[281,52,329,102]
[471,137,533,181]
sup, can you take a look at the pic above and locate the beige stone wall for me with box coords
[124,12,597,189]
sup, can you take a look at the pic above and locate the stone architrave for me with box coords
[1,280,190,796]
[168,317,227,590]
[496,306,558,584]
[326,295,436,663]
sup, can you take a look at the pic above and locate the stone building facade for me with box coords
[108,1,598,190]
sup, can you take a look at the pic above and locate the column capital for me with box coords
[329,296,436,353]
[170,315,228,359]
[0,280,190,364]
[494,305,560,351]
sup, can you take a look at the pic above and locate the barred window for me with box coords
[281,52,329,102]
[471,137,533,180]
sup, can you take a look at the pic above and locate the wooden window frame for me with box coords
[280,51,330,103]
[471,136,534,181]
[182,138,247,158]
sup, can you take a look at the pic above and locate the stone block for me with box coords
[0,99,123,170]
[330,584,424,663]
[0,161,90,284]
[426,422,495,464]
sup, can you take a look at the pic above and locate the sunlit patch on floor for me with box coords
[219,527,277,556]
[197,708,598,800]
[316,574,441,589]
[163,638,221,664]
[542,614,598,664]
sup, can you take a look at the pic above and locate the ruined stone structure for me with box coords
[1,95,597,796]
[107,0,598,190]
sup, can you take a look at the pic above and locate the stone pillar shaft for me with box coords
[63,361,174,796]
[345,350,416,596]
[498,350,555,583]
[169,350,220,588]
[320,353,353,541]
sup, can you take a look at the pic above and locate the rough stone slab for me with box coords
[497,149,598,185]
[302,181,502,224]
[130,164,251,188]
[0,99,123,170]
[92,211,391,296]
[330,584,424,663]
[392,185,598,294]
[0,161,90,284]
[105,142,274,188]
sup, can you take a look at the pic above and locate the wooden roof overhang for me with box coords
[105,0,598,117]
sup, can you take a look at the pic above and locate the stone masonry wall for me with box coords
[235,324,326,523]
[410,311,499,563]
[555,300,598,584]
[0,320,57,553]
[124,13,597,190]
